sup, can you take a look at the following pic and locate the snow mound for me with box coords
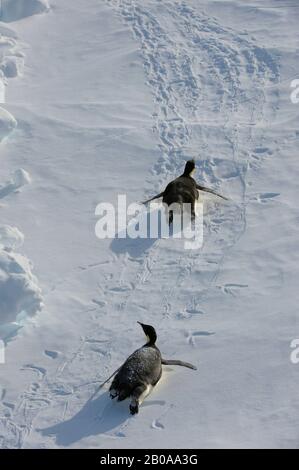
[0,168,31,198]
[12,168,31,187]
[0,25,25,80]
[0,248,43,326]
[0,0,50,23]
[0,107,17,142]
[0,55,24,78]
[0,225,24,250]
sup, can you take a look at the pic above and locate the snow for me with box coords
[0,224,42,328]
[0,248,43,326]
[0,168,31,198]
[0,0,50,23]
[0,107,17,142]
[0,55,23,78]
[0,225,24,249]
[0,0,298,449]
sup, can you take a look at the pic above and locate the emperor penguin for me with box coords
[109,322,196,415]
[142,159,227,223]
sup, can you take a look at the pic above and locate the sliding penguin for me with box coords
[109,322,196,415]
[142,159,227,222]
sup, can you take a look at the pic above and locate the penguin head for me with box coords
[137,321,157,345]
[183,159,196,177]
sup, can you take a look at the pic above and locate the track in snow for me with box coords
[104,0,280,321]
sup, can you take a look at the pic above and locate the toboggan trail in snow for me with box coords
[104,0,279,320]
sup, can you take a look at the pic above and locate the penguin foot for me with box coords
[110,389,118,399]
[130,402,139,415]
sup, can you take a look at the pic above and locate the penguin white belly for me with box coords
[138,384,154,405]
[196,190,204,204]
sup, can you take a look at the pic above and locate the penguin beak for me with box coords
[137,321,145,331]
[137,321,148,340]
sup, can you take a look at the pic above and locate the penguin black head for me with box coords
[183,159,195,177]
[137,322,157,345]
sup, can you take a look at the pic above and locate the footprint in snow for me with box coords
[109,284,134,293]
[151,419,165,430]
[92,299,107,308]
[186,330,215,347]
[31,382,40,392]
[218,283,248,296]
[44,350,59,359]
[21,364,46,379]
[256,192,280,203]
[185,306,205,315]
[253,147,272,155]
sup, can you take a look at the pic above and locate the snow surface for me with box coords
[0,0,50,23]
[0,225,24,249]
[0,247,43,325]
[0,0,299,449]
[0,107,17,142]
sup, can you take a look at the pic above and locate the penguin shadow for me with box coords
[110,227,157,258]
[110,206,173,258]
[38,392,127,446]
[38,391,165,446]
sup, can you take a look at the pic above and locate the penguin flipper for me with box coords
[196,184,228,201]
[161,359,197,370]
[97,366,120,390]
[141,191,164,205]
